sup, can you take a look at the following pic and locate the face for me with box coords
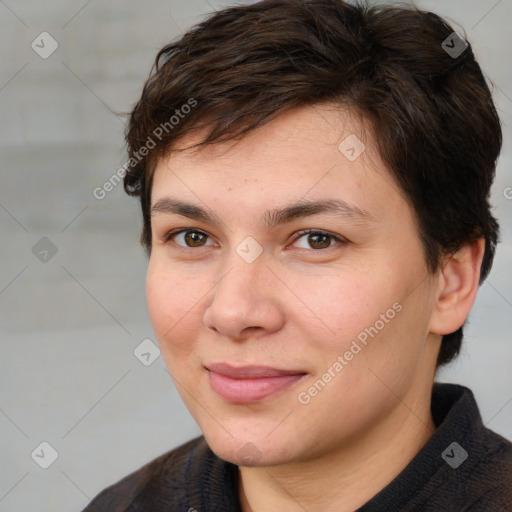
[146,103,441,467]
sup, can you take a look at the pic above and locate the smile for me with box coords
[205,363,307,403]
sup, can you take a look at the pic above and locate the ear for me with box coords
[429,238,486,336]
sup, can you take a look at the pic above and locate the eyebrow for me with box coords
[151,197,376,229]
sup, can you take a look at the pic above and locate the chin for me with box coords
[203,429,293,467]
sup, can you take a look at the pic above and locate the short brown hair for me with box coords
[123,0,502,367]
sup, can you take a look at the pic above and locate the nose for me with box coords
[202,254,285,341]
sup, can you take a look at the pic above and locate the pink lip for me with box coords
[206,363,307,403]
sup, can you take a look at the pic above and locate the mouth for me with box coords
[205,363,307,403]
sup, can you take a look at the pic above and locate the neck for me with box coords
[238,390,436,512]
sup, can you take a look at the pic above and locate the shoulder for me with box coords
[365,383,512,511]
[81,436,207,512]
[464,427,512,511]
[432,383,512,510]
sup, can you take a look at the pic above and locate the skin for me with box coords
[146,103,485,511]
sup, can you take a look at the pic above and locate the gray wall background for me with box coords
[0,0,510,510]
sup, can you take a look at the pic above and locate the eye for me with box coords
[163,229,215,248]
[162,228,348,251]
[291,229,348,250]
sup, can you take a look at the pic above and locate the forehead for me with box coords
[164,103,373,170]
[150,103,407,224]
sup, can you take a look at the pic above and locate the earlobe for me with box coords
[429,238,486,336]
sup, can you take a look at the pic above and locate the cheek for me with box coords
[145,260,205,354]
[299,266,427,397]
[146,262,172,337]
[297,267,400,354]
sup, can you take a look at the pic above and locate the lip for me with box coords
[205,363,307,403]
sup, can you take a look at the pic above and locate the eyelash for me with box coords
[161,228,348,252]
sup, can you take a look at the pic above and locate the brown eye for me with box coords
[165,229,213,248]
[183,231,207,247]
[307,233,331,249]
[292,230,347,250]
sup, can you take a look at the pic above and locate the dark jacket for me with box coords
[83,383,512,511]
